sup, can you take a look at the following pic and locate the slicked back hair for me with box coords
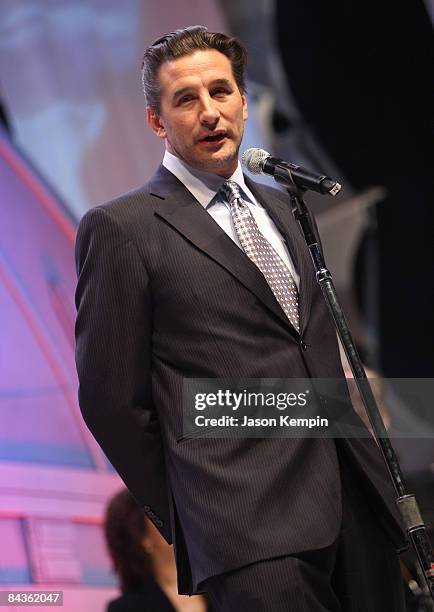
[141,25,247,113]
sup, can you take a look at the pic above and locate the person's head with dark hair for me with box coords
[104,489,152,593]
[143,25,249,178]
[141,25,247,113]
[104,490,209,610]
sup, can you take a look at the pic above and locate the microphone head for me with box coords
[241,148,270,174]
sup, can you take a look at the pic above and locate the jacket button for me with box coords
[143,505,150,512]
[301,341,308,351]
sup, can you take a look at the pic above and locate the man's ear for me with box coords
[146,106,166,139]
[242,94,248,122]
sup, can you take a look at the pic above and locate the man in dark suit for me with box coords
[75,26,406,611]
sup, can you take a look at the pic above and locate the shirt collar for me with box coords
[162,150,256,209]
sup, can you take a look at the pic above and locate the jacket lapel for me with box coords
[147,165,305,335]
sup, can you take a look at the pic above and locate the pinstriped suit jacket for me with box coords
[75,165,406,594]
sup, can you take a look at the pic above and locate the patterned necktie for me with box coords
[220,179,300,332]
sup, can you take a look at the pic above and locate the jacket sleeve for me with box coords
[74,206,172,543]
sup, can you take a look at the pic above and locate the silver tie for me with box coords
[220,179,300,332]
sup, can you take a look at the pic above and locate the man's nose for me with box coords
[199,95,220,125]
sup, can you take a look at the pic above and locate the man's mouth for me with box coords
[200,131,227,143]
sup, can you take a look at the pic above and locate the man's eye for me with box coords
[179,95,195,105]
[212,88,229,96]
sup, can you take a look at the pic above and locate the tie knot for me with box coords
[220,179,242,206]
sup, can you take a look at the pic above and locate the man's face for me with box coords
[147,49,248,178]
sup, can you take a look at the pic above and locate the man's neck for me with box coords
[162,150,251,209]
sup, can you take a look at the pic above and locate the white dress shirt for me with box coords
[163,150,300,287]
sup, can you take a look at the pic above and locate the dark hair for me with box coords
[104,489,152,592]
[141,25,247,112]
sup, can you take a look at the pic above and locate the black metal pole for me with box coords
[273,167,434,601]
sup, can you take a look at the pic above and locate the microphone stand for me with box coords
[272,168,434,603]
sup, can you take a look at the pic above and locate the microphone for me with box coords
[242,148,342,196]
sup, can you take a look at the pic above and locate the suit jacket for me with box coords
[75,165,406,594]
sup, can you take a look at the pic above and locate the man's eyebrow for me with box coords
[172,86,193,102]
[172,79,233,101]
[209,78,233,89]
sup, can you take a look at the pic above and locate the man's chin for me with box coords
[198,148,239,174]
